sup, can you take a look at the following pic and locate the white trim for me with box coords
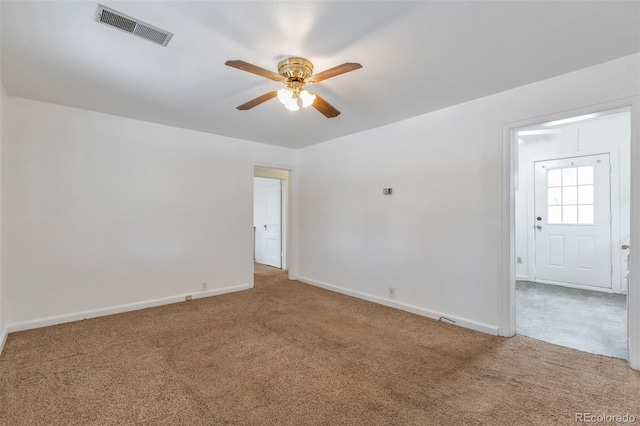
[501,97,640,370]
[500,126,516,337]
[0,326,8,356]
[254,167,289,179]
[297,276,499,336]
[515,275,530,281]
[6,284,250,334]
[532,279,616,294]
[629,98,640,370]
[287,167,297,281]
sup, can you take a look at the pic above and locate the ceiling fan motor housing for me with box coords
[277,58,313,81]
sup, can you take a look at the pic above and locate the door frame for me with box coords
[516,117,627,294]
[500,97,640,370]
[251,164,294,282]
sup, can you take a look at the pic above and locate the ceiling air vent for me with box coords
[96,4,173,47]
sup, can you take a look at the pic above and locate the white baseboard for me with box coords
[532,279,617,294]
[296,276,499,336]
[515,275,531,281]
[0,326,8,357]
[6,284,251,334]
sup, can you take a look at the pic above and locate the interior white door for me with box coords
[534,154,611,288]
[254,177,282,268]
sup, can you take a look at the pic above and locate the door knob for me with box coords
[536,217,542,221]
[536,225,542,230]
[264,224,267,230]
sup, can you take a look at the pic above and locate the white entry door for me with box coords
[534,154,611,288]
[254,177,282,268]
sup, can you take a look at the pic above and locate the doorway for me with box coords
[254,177,282,268]
[253,167,290,271]
[512,108,631,359]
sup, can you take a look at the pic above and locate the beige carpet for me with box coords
[1,264,638,425]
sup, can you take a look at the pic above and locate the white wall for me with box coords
[0,83,6,350]
[294,54,640,334]
[0,2,6,351]
[4,97,296,328]
[2,52,639,350]
[515,112,631,292]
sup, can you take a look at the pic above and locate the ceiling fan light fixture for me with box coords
[277,88,300,111]
[277,88,293,105]
[299,90,316,108]
[284,100,300,112]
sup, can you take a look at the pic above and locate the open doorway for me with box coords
[254,177,283,268]
[513,108,630,359]
[253,167,289,272]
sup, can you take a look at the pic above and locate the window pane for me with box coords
[563,205,577,224]
[562,167,577,186]
[548,206,562,224]
[562,186,577,205]
[578,185,593,204]
[547,169,562,187]
[578,166,594,185]
[578,205,594,224]
[548,187,562,205]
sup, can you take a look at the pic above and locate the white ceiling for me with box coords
[2,1,639,149]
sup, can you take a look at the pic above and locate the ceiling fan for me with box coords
[225,57,362,118]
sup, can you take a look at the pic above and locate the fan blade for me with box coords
[307,63,362,83]
[237,91,278,110]
[311,93,340,118]
[225,60,284,82]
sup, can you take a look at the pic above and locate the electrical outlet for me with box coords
[388,287,395,298]
[201,282,208,291]
[517,257,522,264]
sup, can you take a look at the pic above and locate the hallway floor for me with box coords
[516,281,628,360]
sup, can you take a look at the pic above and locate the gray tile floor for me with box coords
[516,281,628,360]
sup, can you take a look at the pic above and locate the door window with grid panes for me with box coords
[546,165,594,225]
